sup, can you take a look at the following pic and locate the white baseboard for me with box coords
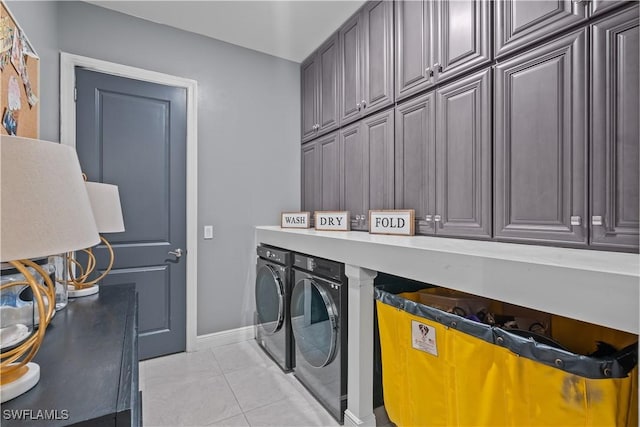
[194,325,255,351]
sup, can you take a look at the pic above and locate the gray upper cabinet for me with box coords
[362,108,395,220]
[340,1,393,125]
[318,35,340,136]
[591,0,632,17]
[301,141,320,213]
[495,0,588,58]
[395,0,490,102]
[436,68,491,238]
[301,57,318,142]
[340,122,365,230]
[301,132,341,215]
[435,0,491,83]
[591,7,639,251]
[395,69,491,239]
[395,92,437,235]
[301,32,340,143]
[340,109,394,230]
[495,29,588,246]
[395,0,435,101]
[339,13,362,125]
[318,132,341,211]
[361,1,394,115]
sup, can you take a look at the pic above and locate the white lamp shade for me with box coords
[85,182,125,233]
[0,135,100,262]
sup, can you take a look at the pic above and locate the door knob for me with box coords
[361,100,367,109]
[168,248,183,258]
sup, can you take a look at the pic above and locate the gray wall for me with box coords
[8,1,300,335]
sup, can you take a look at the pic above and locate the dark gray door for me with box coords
[495,0,588,57]
[339,12,362,126]
[301,56,318,142]
[318,132,341,211]
[301,140,320,214]
[75,68,187,360]
[361,0,394,116]
[339,122,365,230]
[362,109,394,230]
[435,0,490,83]
[395,92,437,235]
[494,29,588,246]
[395,0,434,101]
[318,33,340,136]
[436,68,491,239]
[591,7,639,251]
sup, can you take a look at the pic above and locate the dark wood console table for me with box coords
[2,284,140,426]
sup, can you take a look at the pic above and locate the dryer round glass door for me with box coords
[255,265,284,335]
[290,278,338,368]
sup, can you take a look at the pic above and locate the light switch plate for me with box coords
[204,225,213,239]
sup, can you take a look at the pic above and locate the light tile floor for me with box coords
[140,340,342,427]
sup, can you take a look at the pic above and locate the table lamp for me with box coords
[0,135,99,403]
[67,181,125,298]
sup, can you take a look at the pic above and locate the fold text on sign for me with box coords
[369,210,415,236]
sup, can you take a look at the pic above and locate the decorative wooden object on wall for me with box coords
[1,1,39,138]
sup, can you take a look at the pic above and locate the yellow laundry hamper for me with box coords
[375,289,638,427]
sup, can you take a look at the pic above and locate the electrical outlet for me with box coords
[204,225,213,239]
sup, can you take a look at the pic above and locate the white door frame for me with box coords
[60,52,199,352]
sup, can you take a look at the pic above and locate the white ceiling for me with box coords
[87,1,366,63]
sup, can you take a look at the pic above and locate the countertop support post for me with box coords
[344,264,378,427]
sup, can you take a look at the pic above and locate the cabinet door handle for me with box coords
[592,216,604,226]
[356,102,361,111]
[355,215,361,220]
[425,215,433,222]
[425,67,432,77]
[570,216,582,226]
[433,63,443,73]
[361,100,367,109]
[434,215,441,222]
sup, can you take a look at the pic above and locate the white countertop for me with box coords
[256,226,640,334]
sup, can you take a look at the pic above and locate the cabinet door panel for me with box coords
[591,7,639,251]
[340,123,366,230]
[437,0,491,83]
[340,14,362,125]
[318,132,341,211]
[395,93,437,235]
[495,0,587,57]
[362,0,394,115]
[495,29,587,245]
[301,56,318,142]
[591,0,631,17]
[318,34,340,136]
[436,69,491,239]
[362,109,395,229]
[301,141,319,214]
[395,0,434,101]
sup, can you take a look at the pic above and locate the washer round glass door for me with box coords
[255,265,284,335]
[290,277,338,368]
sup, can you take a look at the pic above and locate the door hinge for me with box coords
[74,87,77,102]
